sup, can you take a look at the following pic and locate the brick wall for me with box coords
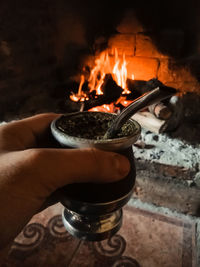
[106,13,199,95]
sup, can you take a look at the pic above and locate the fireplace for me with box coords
[2,2,200,265]
[1,1,200,203]
[1,0,200,204]
[1,2,200,139]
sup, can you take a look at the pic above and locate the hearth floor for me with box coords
[3,202,195,267]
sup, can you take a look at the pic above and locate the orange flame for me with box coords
[90,104,116,113]
[112,50,131,94]
[70,48,134,110]
[70,75,87,102]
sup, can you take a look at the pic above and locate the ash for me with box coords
[133,129,200,171]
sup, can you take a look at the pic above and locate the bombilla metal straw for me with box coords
[104,86,177,139]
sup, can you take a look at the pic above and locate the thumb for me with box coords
[15,148,131,197]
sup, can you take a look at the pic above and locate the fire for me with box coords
[70,48,134,111]
[70,75,88,102]
[112,50,131,94]
[91,104,116,113]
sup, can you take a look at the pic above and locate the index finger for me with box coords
[0,113,60,151]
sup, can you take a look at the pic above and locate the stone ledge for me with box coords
[133,159,200,216]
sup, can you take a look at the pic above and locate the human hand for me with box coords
[0,113,130,249]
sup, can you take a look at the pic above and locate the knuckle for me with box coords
[0,124,11,136]
[0,123,17,143]
[34,113,58,120]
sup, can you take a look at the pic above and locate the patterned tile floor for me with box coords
[2,203,196,267]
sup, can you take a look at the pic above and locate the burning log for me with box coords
[63,99,82,113]
[101,74,123,98]
[83,74,123,110]
[83,95,111,110]
[126,79,147,99]
[65,73,181,134]
[126,78,164,98]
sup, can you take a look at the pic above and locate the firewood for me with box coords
[132,96,182,134]
[132,111,168,134]
[64,99,82,113]
[83,95,109,110]
[148,102,172,120]
[101,73,123,98]
[83,74,123,110]
[126,79,147,98]
[126,78,164,96]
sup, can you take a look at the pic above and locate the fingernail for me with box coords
[113,154,130,178]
